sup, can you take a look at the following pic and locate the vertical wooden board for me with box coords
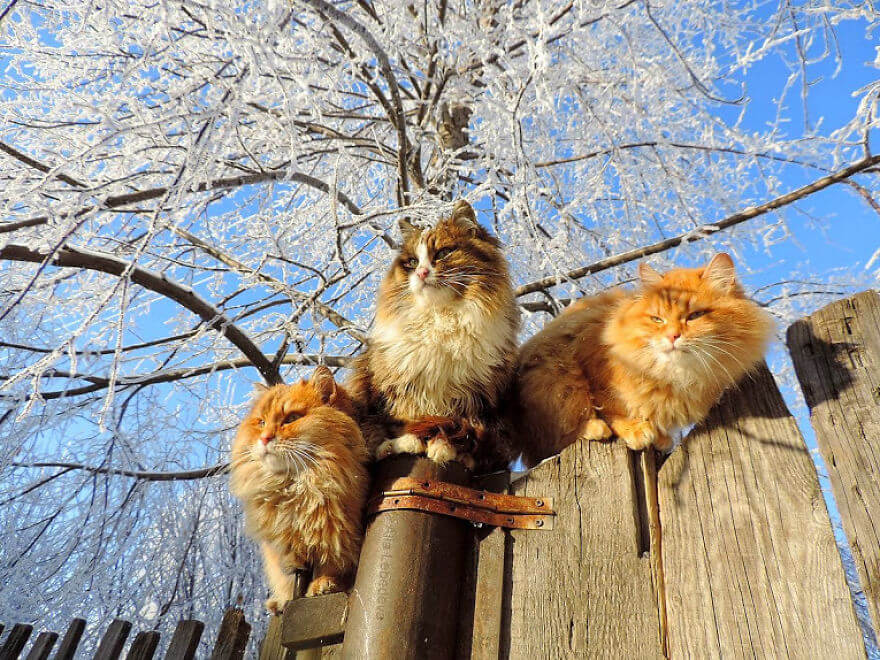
[258,616,292,660]
[209,608,250,660]
[94,620,132,660]
[24,632,58,660]
[456,471,509,660]
[658,364,865,659]
[125,632,161,660]
[162,620,203,660]
[0,624,33,659]
[503,440,663,659]
[51,618,85,660]
[788,289,880,632]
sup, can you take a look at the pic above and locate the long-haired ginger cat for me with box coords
[230,367,369,613]
[514,254,773,466]
[348,200,519,470]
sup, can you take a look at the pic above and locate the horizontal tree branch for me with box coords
[0,243,278,383]
[6,354,353,400]
[515,154,880,297]
[8,461,229,482]
[0,169,367,235]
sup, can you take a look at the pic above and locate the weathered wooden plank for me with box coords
[94,620,132,660]
[258,617,292,660]
[504,440,663,658]
[51,618,85,660]
[788,289,880,632]
[456,471,509,660]
[0,624,34,660]
[125,632,161,660]
[162,620,203,660]
[280,592,347,651]
[209,608,250,660]
[658,363,866,658]
[24,632,57,660]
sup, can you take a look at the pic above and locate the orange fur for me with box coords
[229,367,369,613]
[514,254,774,465]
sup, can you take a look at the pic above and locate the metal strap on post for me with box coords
[366,476,555,530]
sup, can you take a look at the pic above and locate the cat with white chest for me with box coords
[348,200,519,470]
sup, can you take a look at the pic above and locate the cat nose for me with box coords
[668,332,681,344]
[260,434,274,446]
[416,267,430,280]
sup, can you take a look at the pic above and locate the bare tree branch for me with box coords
[8,462,229,482]
[0,243,278,383]
[515,154,880,297]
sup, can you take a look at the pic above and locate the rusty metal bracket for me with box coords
[366,477,555,530]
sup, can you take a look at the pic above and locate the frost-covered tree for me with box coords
[1,0,878,651]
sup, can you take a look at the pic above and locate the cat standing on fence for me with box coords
[513,253,774,466]
[348,200,520,471]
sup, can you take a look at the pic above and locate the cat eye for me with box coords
[283,412,302,425]
[650,316,665,324]
[257,419,265,428]
[404,257,418,269]
[687,310,708,321]
[434,247,454,260]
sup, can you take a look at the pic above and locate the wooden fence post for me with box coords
[657,363,866,658]
[788,289,880,633]
[342,455,470,660]
[503,440,664,657]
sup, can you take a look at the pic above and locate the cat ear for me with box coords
[309,365,337,404]
[703,253,737,292]
[450,200,478,233]
[638,262,664,287]
[398,217,419,241]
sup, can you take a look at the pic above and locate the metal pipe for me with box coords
[342,455,470,660]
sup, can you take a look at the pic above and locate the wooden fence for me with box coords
[269,290,879,659]
[4,290,877,659]
[0,609,250,660]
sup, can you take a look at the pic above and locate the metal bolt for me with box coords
[535,519,544,527]
[535,500,544,507]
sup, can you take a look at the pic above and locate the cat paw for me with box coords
[265,598,283,615]
[375,433,427,459]
[426,437,458,465]
[616,420,656,450]
[306,576,343,597]
[581,418,613,441]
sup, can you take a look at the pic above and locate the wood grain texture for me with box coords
[788,290,880,633]
[658,364,865,658]
[258,616,292,660]
[503,440,663,659]
[456,471,509,660]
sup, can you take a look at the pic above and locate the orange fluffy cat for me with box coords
[514,254,773,466]
[230,367,369,613]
